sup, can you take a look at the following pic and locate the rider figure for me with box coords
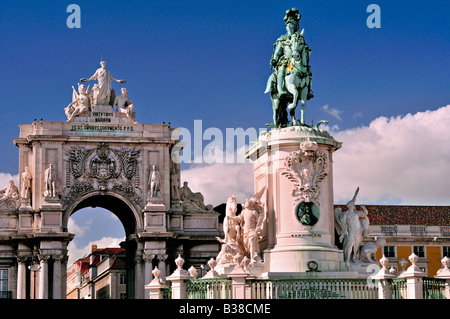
[270,8,303,97]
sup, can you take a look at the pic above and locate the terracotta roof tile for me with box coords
[334,205,450,226]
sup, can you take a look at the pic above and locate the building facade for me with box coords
[66,245,127,299]
[347,205,450,276]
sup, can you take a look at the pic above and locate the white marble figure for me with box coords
[114,88,136,123]
[0,180,19,202]
[20,166,32,200]
[65,83,91,121]
[89,83,99,106]
[179,181,213,213]
[216,195,240,245]
[359,237,386,263]
[170,167,180,202]
[147,165,161,199]
[334,187,370,266]
[80,61,126,106]
[44,164,57,198]
[215,188,266,268]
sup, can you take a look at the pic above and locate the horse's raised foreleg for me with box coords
[299,86,309,125]
[288,87,299,126]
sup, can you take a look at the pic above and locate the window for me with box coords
[0,269,8,298]
[119,273,126,285]
[443,246,450,258]
[413,246,425,258]
[119,292,127,299]
[383,246,395,258]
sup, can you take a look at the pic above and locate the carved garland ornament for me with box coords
[281,140,328,226]
[64,142,142,208]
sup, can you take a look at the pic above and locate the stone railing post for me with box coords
[372,255,396,299]
[228,264,253,299]
[398,253,426,299]
[434,256,450,299]
[166,255,191,299]
[145,266,169,299]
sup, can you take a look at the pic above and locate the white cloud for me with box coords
[181,161,254,206]
[67,217,89,238]
[322,104,343,121]
[67,236,125,265]
[0,173,19,189]
[332,105,450,205]
[181,105,450,207]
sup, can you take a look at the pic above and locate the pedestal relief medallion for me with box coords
[281,140,328,227]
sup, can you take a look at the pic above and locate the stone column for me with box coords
[157,254,168,281]
[29,257,40,299]
[61,255,68,299]
[134,253,144,299]
[52,254,64,299]
[38,254,50,299]
[16,256,28,299]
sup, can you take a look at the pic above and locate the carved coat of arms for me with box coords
[281,140,328,226]
[65,142,141,207]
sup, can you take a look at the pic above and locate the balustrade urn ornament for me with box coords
[152,266,161,280]
[379,255,389,270]
[441,256,450,270]
[175,254,185,270]
[188,266,198,279]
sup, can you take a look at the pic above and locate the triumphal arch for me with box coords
[0,62,220,299]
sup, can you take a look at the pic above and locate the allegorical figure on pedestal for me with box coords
[0,180,19,203]
[20,166,32,201]
[179,181,214,213]
[65,83,91,121]
[265,7,314,127]
[215,188,266,269]
[334,187,371,266]
[147,165,161,200]
[80,61,126,106]
[170,167,180,202]
[44,164,57,198]
[113,87,137,123]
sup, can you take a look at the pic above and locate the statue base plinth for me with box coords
[42,196,62,210]
[19,200,32,212]
[246,126,344,274]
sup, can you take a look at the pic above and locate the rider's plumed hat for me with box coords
[284,8,301,27]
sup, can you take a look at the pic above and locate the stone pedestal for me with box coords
[246,126,343,273]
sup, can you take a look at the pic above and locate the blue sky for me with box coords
[1,1,449,261]
[1,0,449,174]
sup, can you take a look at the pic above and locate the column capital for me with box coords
[16,256,29,264]
[143,254,155,263]
[157,254,168,262]
[38,254,51,262]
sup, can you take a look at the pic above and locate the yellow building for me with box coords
[359,205,450,276]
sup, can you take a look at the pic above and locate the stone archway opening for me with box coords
[64,193,140,299]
